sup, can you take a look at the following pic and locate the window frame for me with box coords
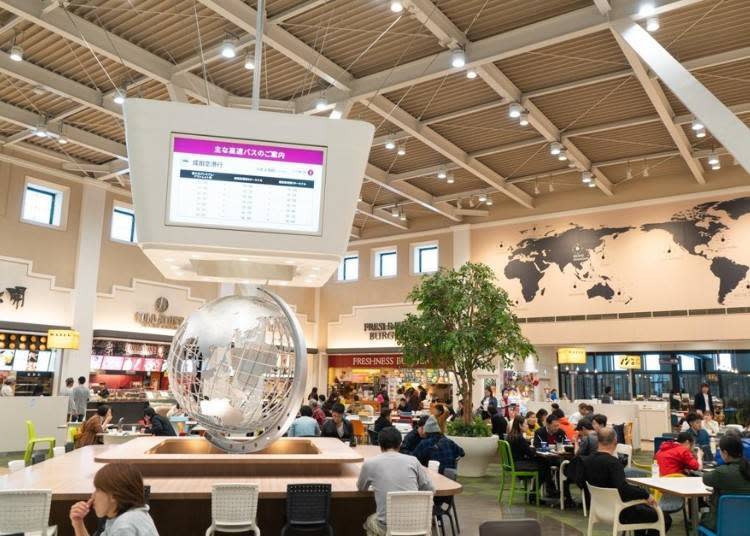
[373,246,398,279]
[411,241,439,275]
[110,202,137,245]
[20,178,69,231]
[337,252,359,282]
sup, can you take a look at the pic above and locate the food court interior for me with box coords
[3,0,750,535]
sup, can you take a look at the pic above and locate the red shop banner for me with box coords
[328,354,407,369]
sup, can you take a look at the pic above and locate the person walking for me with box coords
[71,376,90,422]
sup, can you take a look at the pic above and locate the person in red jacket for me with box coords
[655,432,700,476]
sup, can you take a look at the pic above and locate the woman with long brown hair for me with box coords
[69,463,158,535]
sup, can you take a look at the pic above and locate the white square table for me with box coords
[627,476,712,535]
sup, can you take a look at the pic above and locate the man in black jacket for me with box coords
[143,407,176,436]
[533,413,567,448]
[321,403,353,442]
[584,427,671,536]
[693,383,714,415]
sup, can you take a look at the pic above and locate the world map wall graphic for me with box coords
[494,196,750,312]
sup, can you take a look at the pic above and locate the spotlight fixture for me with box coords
[581,171,593,184]
[113,89,126,105]
[391,205,400,218]
[466,69,477,79]
[384,137,396,150]
[436,166,447,180]
[9,45,22,62]
[549,183,555,193]
[712,163,721,171]
[558,150,568,162]
[638,2,656,17]
[390,0,404,13]
[329,109,342,120]
[691,118,704,131]
[57,136,68,144]
[485,197,493,206]
[243,54,255,70]
[646,17,660,32]
[550,141,563,156]
[707,151,719,166]
[643,165,650,178]
[399,209,407,221]
[31,86,47,96]
[450,49,466,68]
[695,127,706,138]
[519,111,529,126]
[478,193,488,203]
[220,38,237,59]
[397,145,406,156]
[314,96,328,111]
[446,173,455,184]
[33,127,48,138]
[587,181,597,188]
[508,102,523,119]
[533,183,540,195]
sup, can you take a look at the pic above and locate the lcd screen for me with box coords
[166,133,326,235]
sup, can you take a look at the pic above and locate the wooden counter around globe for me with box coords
[2,437,462,535]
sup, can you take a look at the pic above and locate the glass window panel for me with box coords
[416,246,438,273]
[338,255,359,281]
[111,208,136,242]
[23,187,55,225]
[377,251,397,277]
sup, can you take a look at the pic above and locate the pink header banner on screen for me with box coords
[173,136,324,165]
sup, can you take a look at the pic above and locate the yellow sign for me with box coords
[557,347,587,364]
[47,330,80,350]
[617,355,641,369]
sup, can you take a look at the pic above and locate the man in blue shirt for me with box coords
[412,416,465,474]
[288,405,320,437]
[685,412,711,459]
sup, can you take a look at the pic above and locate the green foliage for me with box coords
[395,262,535,424]
[446,416,492,438]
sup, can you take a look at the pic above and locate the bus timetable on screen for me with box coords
[166,134,326,235]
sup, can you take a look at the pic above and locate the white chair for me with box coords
[53,446,66,457]
[586,484,665,536]
[8,460,25,472]
[559,460,587,516]
[385,491,434,536]
[616,443,633,468]
[0,489,57,535]
[205,483,260,535]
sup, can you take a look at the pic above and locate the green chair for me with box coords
[24,420,56,465]
[498,439,540,506]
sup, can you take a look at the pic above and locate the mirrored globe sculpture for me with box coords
[167,290,307,453]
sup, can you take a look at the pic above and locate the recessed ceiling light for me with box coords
[450,49,466,68]
[220,38,237,59]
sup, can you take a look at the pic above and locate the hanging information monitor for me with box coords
[167,134,326,235]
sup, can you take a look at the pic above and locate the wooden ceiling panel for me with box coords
[24,136,111,164]
[568,122,676,163]
[0,119,23,137]
[430,107,540,154]
[478,142,572,178]
[66,109,126,144]
[368,139,448,175]
[359,180,403,206]
[0,74,76,118]
[406,169,487,197]
[599,157,692,184]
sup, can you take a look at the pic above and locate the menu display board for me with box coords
[166,134,326,235]
[102,356,124,370]
[91,355,104,370]
[12,350,28,371]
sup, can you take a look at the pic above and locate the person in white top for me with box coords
[703,411,720,435]
[69,463,158,536]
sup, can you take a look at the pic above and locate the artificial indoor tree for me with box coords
[395,262,534,427]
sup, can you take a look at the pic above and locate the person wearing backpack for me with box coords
[411,416,465,474]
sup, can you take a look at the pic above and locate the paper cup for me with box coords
[428,460,441,472]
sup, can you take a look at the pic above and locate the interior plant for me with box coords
[395,262,535,429]
[446,416,492,437]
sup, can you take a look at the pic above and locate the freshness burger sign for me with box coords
[328,354,407,368]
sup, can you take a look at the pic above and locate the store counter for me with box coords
[2,439,461,535]
[0,396,68,452]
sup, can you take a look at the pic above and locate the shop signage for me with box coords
[616,355,641,369]
[328,354,407,368]
[47,330,80,350]
[557,347,587,364]
[0,286,27,309]
[363,321,400,341]
[135,297,184,329]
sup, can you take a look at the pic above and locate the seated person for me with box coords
[373,408,392,434]
[76,405,112,448]
[575,418,598,456]
[488,404,508,438]
[524,411,539,439]
[506,415,547,499]
[533,413,567,448]
[655,432,699,475]
[357,426,434,536]
[310,399,326,426]
[347,394,364,414]
[431,404,448,433]
[321,403,353,442]
[702,411,720,436]
[684,411,711,457]
[288,405,321,437]
[69,463,158,536]
[591,413,607,433]
[396,397,411,414]
[551,408,576,442]
[702,435,750,532]
[412,416,465,474]
[143,407,176,437]
[584,427,671,536]
[400,415,428,455]
[569,402,591,425]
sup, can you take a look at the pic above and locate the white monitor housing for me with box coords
[124,100,374,287]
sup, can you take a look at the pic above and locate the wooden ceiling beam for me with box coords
[356,200,409,230]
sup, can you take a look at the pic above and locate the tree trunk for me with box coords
[464,378,473,425]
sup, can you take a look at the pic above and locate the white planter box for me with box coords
[448,434,498,477]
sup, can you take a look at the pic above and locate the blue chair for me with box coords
[698,494,750,536]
